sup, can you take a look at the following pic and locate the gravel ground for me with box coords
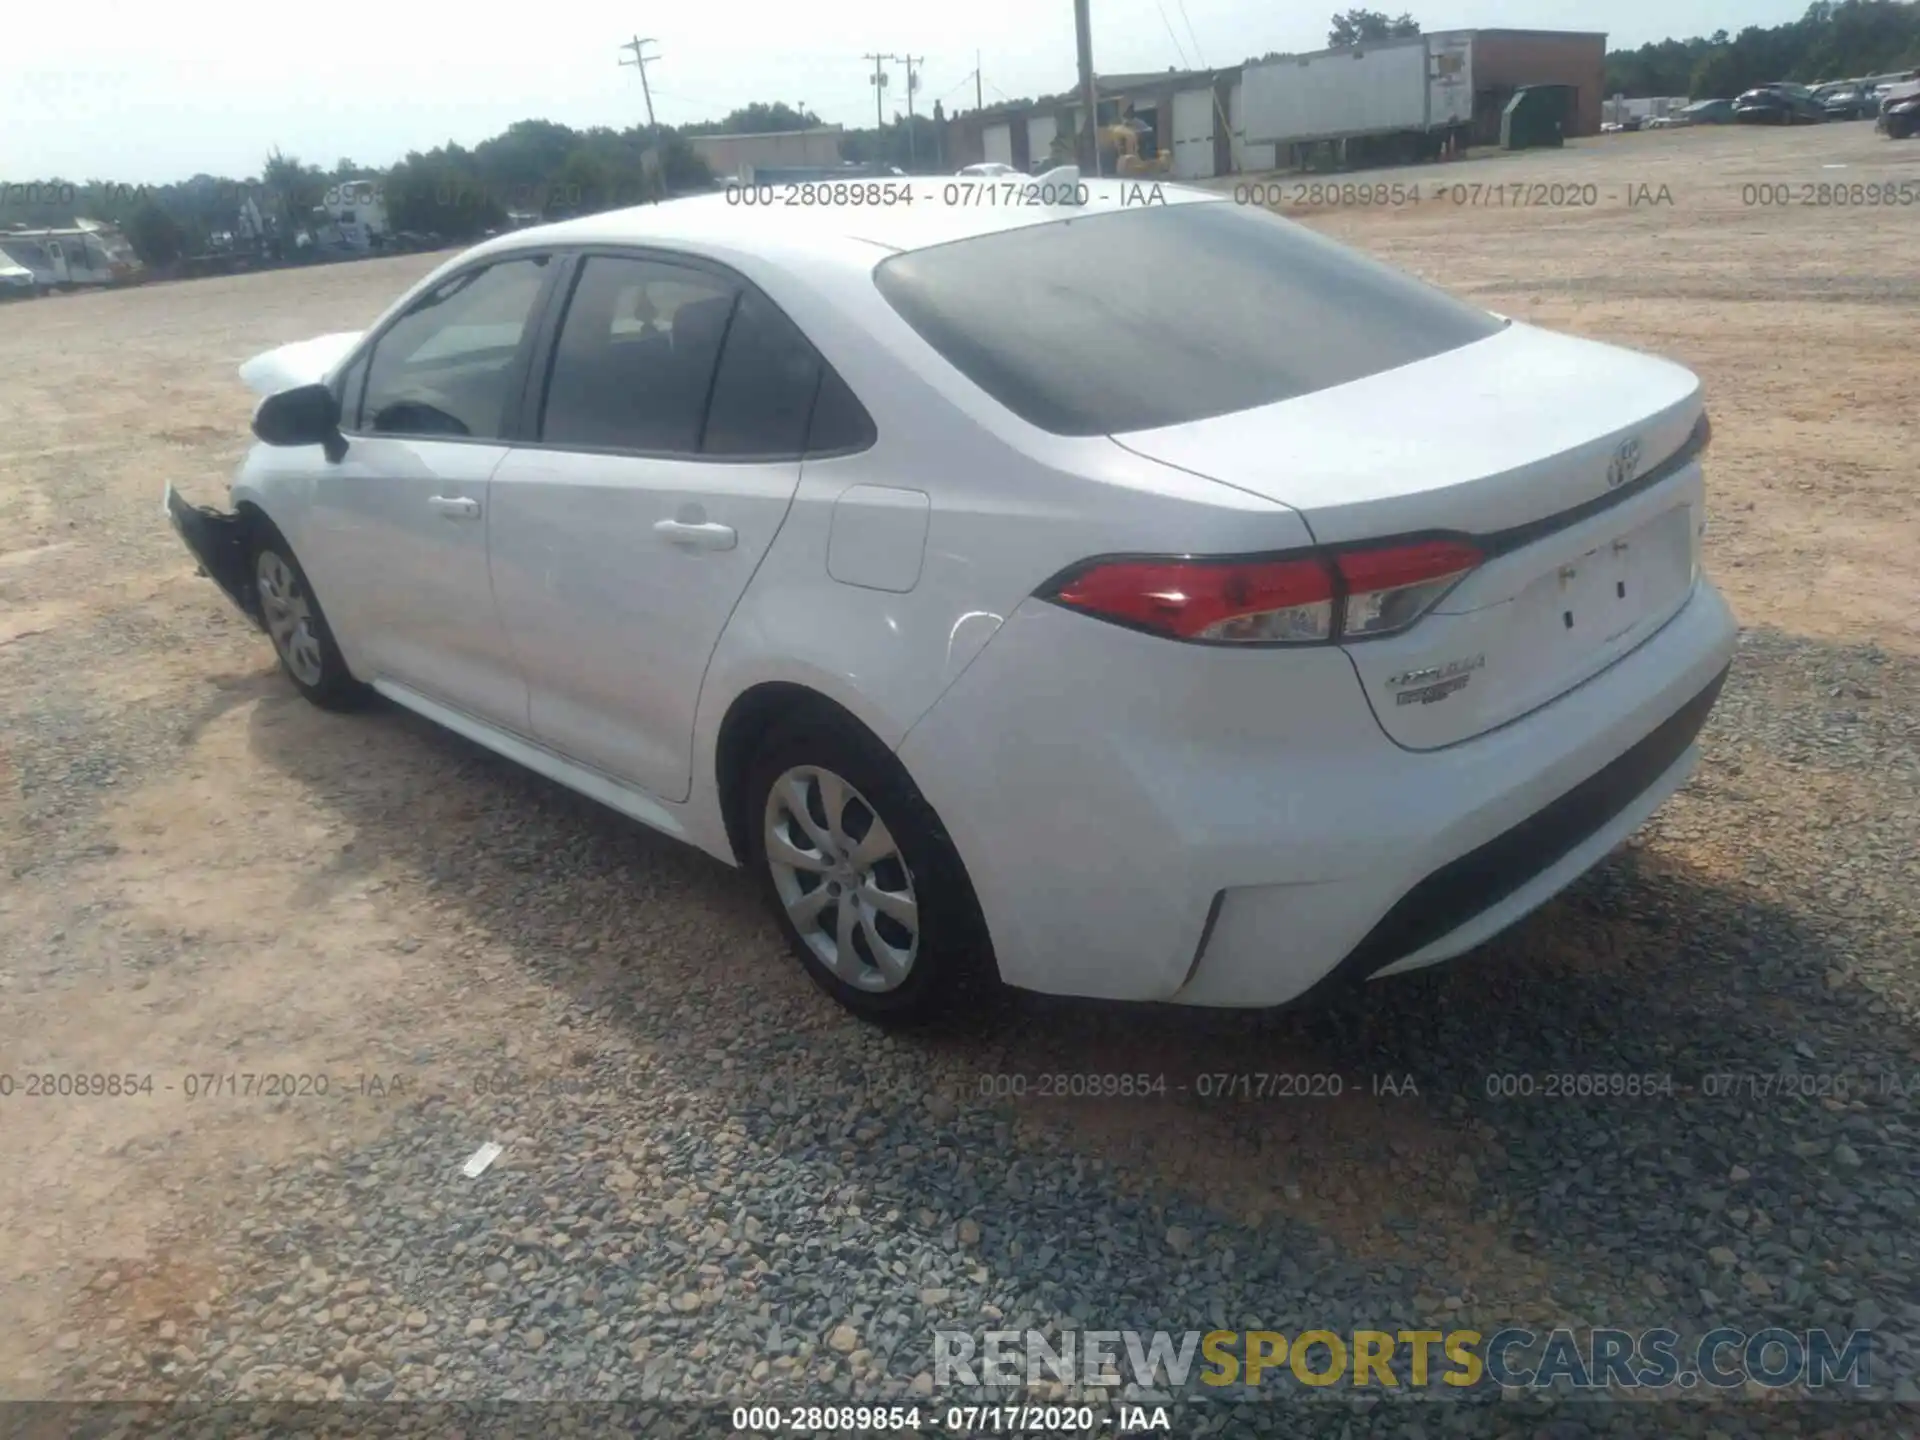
[2,123,1917,1437]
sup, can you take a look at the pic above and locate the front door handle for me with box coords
[429,495,481,520]
[653,519,737,552]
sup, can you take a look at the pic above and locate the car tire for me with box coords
[745,714,990,1026]
[250,528,370,711]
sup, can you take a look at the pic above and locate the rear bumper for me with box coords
[900,577,1737,1007]
[164,483,261,628]
[1262,662,1724,999]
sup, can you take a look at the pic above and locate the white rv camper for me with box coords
[0,219,143,288]
[319,180,390,251]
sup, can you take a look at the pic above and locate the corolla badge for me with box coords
[1387,654,1484,706]
[1606,436,1642,489]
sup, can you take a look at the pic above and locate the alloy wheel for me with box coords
[762,765,920,992]
[256,550,325,687]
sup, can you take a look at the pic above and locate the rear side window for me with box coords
[873,202,1506,436]
[806,368,877,454]
[706,290,877,457]
[702,288,821,458]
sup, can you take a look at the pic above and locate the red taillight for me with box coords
[1046,539,1481,644]
[1052,556,1335,642]
[1336,539,1482,639]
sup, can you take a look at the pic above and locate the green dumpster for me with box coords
[1501,85,1573,149]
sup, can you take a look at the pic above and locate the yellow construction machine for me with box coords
[1049,108,1172,175]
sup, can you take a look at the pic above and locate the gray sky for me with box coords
[7,0,1805,184]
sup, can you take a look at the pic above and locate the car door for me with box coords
[302,253,556,730]
[487,251,834,801]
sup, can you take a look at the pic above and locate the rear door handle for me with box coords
[653,519,737,552]
[429,495,481,520]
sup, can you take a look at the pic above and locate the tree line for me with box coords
[0,101,942,268]
[1604,0,1920,97]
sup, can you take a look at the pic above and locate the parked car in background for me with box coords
[1817,82,1879,120]
[1879,84,1920,139]
[1863,69,1920,108]
[1678,98,1736,124]
[955,162,1019,177]
[1732,85,1827,124]
[165,183,1735,1024]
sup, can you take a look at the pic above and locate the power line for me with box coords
[1177,0,1207,67]
[1155,2,1191,69]
[933,73,976,106]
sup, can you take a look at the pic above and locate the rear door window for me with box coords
[873,201,1506,436]
[539,256,738,454]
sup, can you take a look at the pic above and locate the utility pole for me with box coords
[618,36,661,133]
[619,35,663,200]
[976,50,983,111]
[895,54,924,170]
[864,52,891,132]
[1073,0,1098,173]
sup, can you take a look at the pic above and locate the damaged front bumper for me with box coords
[163,483,262,631]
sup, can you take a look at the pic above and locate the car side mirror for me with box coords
[253,382,347,462]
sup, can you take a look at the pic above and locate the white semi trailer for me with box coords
[1239,31,1475,166]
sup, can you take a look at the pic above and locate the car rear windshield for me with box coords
[872,200,1506,436]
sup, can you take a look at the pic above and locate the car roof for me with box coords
[458,181,1222,276]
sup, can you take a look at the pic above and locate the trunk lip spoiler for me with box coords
[1476,413,1709,560]
[1038,414,1711,649]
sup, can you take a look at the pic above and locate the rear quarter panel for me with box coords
[685,339,1315,863]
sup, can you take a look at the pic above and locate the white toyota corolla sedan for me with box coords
[166,177,1736,1024]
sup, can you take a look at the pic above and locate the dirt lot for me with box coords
[1236,121,1920,652]
[1,121,1916,1432]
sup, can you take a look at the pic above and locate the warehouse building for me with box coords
[944,68,1241,180]
[1467,30,1608,140]
[940,28,1605,178]
[686,126,846,182]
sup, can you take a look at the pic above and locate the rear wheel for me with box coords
[746,716,988,1025]
[252,532,369,710]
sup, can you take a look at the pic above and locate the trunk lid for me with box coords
[1113,321,1708,749]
